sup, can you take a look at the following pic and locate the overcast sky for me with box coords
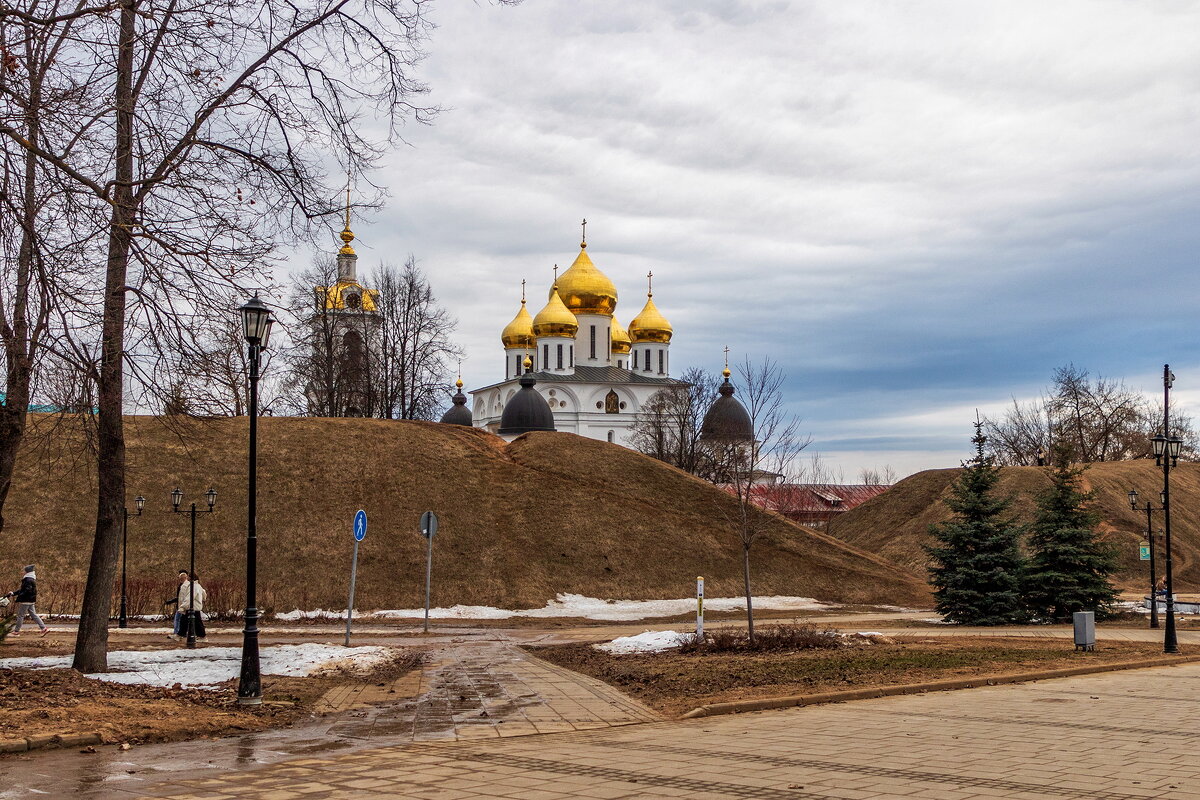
[297,1,1200,479]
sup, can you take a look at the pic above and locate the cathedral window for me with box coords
[633,350,639,369]
[607,431,614,443]
[644,349,652,372]
[557,344,563,369]
[658,350,664,374]
[543,344,549,370]
[590,325,596,359]
[570,346,574,367]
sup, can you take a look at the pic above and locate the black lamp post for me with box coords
[1127,488,1163,629]
[117,495,146,628]
[1152,364,1184,655]
[171,487,217,649]
[238,294,273,705]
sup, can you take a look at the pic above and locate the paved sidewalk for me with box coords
[17,658,1197,799]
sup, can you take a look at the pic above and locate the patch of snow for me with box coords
[0,644,391,689]
[280,593,838,622]
[594,630,693,654]
[855,631,885,637]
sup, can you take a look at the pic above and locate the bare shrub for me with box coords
[677,624,845,654]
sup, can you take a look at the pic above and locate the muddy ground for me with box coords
[531,635,1176,717]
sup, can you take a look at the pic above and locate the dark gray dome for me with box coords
[700,377,753,441]
[440,389,473,426]
[498,373,556,435]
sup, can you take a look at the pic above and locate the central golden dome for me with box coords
[553,242,617,316]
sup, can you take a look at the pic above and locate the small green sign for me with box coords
[1139,541,1151,561]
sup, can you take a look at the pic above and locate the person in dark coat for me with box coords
[4,565,48,637]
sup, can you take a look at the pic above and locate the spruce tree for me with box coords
[1024,449,1119,621]
[927,422,1029,625]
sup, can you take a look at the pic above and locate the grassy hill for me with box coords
[0,416,930,614]
[828,459,1200,591]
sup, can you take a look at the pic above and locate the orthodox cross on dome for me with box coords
[581,218,587,248]
[521,278,526,303]
[338,178,355,256]
[553,264,559,283]
[647,270,654,297]
[723,345,731,377]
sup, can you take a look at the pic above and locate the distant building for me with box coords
[748,483,892,527]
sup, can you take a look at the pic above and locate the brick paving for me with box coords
[101,659,1200,799]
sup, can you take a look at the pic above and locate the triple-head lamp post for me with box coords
[238,295,274,705]
[170,487,217,649]
[1127,489,1163,629]
[1152,364,1184,655]
[117,495,146,628]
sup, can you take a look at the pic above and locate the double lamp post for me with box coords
[1128,364,1184,654]
[171,487,217,649]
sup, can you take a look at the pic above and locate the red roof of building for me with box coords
[748,484,891,519]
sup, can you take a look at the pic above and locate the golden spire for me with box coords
[723,346,731,379]
[338,180,356,256]
[456,360,463,390]
[581,217,587,249]
[501,281,535,348]
[629,271,672,343]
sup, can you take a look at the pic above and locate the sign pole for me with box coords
[345,510,368,647]
[420,511,438,634]
[344,538,360,647]
[696,576,704,638]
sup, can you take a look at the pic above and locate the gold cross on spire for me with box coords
[581,218,587,248]
[722,346,731,378]
[339,177,355,255]
[520,278,526,304]
[647,271,654,297]
[456,359,463,389]
[553,264,559,284]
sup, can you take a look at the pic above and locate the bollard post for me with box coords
[696,576,704,638]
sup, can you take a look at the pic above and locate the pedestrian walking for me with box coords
[164,569,188,640]
[4,565,48,637]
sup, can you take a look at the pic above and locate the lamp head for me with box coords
[1152,433,1167,458]
[1168,436,1183,462]
[135,495,145,514]
[205,487,217,509]
[239,295,271,346]
[171,488,183,510]
[1128,489,1138,509]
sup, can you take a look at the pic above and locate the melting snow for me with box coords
[594,630,693,654]
[279,593,837,622]
[0,644,391,689]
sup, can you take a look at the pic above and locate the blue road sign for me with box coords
[353,509,368,542]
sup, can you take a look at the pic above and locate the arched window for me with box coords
[607,430,614,443]
[605,390,619,414]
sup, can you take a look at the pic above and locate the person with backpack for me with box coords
[4,565,48,637]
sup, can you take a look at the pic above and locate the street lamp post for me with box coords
[1127,489,1162,629]
[1151,364,1184,655]
[118,495,146,628]
[238,295,273,705]
[171,487,217,649]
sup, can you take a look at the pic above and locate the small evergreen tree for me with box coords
[927,422,1029,625]
[1024,449,1119,621]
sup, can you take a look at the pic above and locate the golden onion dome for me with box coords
[532,285,579,338]
[501,299,535,349]
[629,293,672,344]
[554,241,617,316]
[610,317,632,355]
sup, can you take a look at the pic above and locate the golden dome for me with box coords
[532,286,579,338]
[501,299,535,349]
[629,294,672,344]
[554,242,617,316]
[610,318,631,355]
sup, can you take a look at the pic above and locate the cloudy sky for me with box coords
[303,1,1200,478]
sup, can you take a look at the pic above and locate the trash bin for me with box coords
[1073,611,1095,652]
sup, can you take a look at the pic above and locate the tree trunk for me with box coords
[742,541,754,644]
[73,0,136,674]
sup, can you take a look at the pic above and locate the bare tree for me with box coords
[858,464,897,485]
[982,364,1198,465]
[0,0,472,672]
[629,366,718,475]
[371,258,462,420]
[704,357,809,642]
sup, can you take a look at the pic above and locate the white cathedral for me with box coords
[467,226,683,446]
